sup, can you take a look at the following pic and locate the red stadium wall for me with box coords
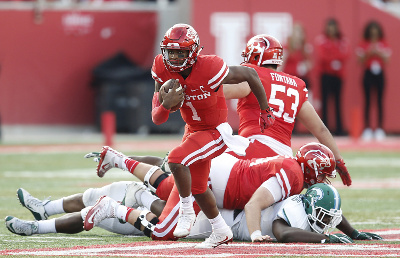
[0,10,156,125]
[192,0,400,134]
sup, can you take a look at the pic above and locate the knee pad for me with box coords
[143,166,160,193]
[134,209,159,237]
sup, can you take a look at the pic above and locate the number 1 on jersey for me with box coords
[185,101,201,121]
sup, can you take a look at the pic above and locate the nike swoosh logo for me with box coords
[87,212,96,224]
[102,163,110,170]
[215,236,231,246]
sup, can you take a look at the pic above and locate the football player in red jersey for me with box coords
[150,24,274,247]
[223,34,352,188]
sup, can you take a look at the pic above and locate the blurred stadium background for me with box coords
[0,0,400,142]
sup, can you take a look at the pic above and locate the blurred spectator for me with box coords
[315,18,349,136]
[282,22,313,135]
[356,20,391,141]
[283,22,313,86]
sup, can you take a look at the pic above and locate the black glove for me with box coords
[351,229,383,240]
[327,233,354,243]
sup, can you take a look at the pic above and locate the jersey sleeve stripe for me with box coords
[151,70,164,84]
[209,63,229,89]
[276,168,292,200]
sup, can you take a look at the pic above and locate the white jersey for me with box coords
[188,195,311,241]
[82,181,143,236]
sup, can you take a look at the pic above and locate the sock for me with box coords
[124,159,139,174]
[141,191,160,211]
[209,213,228,231]
[37,219,57,234]
[115,205,130,222]
[180,195,194,213]
[44,199,65,216]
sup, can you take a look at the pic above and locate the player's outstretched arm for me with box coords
[272,219,353,243]
[245,187,275,242]
[337,215,383,240]
[297,101,352,186]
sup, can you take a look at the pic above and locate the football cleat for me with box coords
[5,216,38,236]
[96,146,126,178]
[173,210,196,238]
[17,188,49,221]
[121,182,147,208]
[84,196,117,231]
[195,227,233,248]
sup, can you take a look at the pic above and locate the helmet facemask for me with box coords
[307,201,343,234]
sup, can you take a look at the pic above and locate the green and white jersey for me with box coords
[231,194,311,241]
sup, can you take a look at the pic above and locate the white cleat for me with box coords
[5,216,38,236]
[122,182,147,208]
[195,227,233,248]
[96,146,126,178]
[83,196,118,231]
[173,210,196,238]
[17,188,49,221]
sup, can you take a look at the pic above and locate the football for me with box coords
[158,79,184,112]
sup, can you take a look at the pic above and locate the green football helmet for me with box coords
[302,183,343,234]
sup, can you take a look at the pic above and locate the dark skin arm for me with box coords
[336,215,356,236]
[222,66,269,110]
[272,218,329,243]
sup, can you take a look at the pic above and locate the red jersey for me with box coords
[151,54,228,131]
[315,34,349,78]
[356,40,391,70]
[237,63,308,146]
[223,156,304,210]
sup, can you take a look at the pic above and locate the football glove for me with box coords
[259,107,275,133]
[84,152,101,163]
[327,233,354,243]
[335,159,352,186]
[351,229,383,240]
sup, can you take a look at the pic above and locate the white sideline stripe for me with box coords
[347,158,400,167]
[2,169,131,179]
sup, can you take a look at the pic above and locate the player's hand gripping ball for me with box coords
[159,79,184,112]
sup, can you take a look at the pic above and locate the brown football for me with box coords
[158,79,184,112]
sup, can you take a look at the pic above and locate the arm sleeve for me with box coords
[151,92,170,125]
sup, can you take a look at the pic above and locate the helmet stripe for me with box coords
[327,184,340,209]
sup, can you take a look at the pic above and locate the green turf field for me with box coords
[0,147,399,253]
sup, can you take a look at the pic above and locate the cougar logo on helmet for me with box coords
[295,142,336,187]
[242,34,283,66]
[306,150,332,172]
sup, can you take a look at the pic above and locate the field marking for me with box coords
[2,240,400,257]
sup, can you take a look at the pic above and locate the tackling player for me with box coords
[223,34,352,187]
[150,24,274,247]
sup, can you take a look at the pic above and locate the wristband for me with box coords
[250,230,262,242]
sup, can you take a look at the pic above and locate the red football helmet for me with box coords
[241,34,283,66]
[295,142,336,187]
[160,23,201,72]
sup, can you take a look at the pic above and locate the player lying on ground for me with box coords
[5,182,381,244]
[6,148,380,244]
